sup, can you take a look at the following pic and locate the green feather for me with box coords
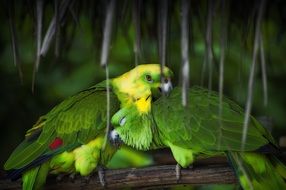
[33,162,49,190]
[113,106,157,150]
[22,162,49,190]
[5,85,120,172]
[4,136,54,170]
[113,86,286,189]
[22,166,39,190]
[5,64,173,188]
[227,152,286,190]
[112,86,274,153]
[152,87,270,152]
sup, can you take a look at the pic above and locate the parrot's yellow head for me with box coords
[111,64,173,113]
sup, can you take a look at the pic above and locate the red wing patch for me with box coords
[49,137,63,150]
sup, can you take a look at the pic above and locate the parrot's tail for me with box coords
[227,151,286,190]
[22,162,49,190]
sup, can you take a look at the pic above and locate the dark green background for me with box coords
[1,0,286,172]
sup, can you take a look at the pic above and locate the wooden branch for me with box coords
[1,162,237,190]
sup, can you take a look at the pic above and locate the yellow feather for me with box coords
[111,64,172,112]
[135,97,151,114]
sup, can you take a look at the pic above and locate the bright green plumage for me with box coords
[4,64,173,190]
[113,86,286,190]
[5,82,120,189]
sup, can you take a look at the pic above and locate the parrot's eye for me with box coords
[145,75,153,83]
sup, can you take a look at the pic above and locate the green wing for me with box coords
[5,84,120,170]
[153,87,274,153]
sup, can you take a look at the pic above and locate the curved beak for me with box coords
[160,77,173,96]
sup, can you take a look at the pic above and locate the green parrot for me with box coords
[4,64,174,190]
[111,86,286,190]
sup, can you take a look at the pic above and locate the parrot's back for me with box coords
[152,86,286,189]
[153,86,275,152]
[4,84,120,181]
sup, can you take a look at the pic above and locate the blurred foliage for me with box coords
[0,2,286,189]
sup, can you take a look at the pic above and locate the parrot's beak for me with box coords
[109,129,122,148]
[159,77,173,96]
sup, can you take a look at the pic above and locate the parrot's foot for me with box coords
[56,174,65,181]
[175,164,181,181]
[98,166,106,187]
[83,175,91,184]
[69,173,76,182]
[175,164,194,181]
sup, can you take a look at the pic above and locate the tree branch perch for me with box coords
[1,162,237,189]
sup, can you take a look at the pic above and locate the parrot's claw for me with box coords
[83,175,91,184]
[56,174,65,181]
[98,166,106,187]
[69,173,76,181]
[175,164,181,181]
[189,164,194,169]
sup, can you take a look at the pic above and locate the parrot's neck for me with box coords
[135,96,152,114]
